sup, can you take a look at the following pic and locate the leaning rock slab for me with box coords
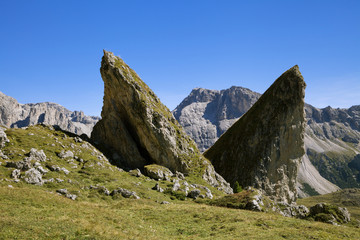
[205,66,306,204]
[91,50,232,192]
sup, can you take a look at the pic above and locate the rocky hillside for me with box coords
[174,86,360,197]
[0,91,99,137]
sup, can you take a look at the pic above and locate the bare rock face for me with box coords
[173,87,261,152]
[91,50,232,193]
[204,65,306,204]
[0,91,99,137]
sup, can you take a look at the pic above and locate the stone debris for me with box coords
[110,187,140,199]
[6,159,32,170]
[47,165,70,175]
[56,189,77,200]
[152,183,164,193]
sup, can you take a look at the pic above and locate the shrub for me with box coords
[233,181,242,193]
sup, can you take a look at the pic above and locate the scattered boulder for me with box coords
[309,203,351,225]
[161,201,170,204]
[144,164,173,181]
[90,185,110,196]
[187,189,201,199]
[29,148,46,162]
[56,189,77,200]
[23,168,43,185]
[129,168,142,177]
[205,66,306,204]
[172,180,181,191]
[152,183,164,193]
[0,127,9,148]
[11,169,21,180]
[110,188,140,199]
[58,150,74,159]
[47,165,70,175]
[280,204,309,219]
[0,150,8,159]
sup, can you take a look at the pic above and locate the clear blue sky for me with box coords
[1,0,359,116]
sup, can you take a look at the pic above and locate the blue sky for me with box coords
[0,0,359,116]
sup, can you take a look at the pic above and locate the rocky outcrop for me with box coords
[91,50,232,193]
[204,66,306,204]
[0,91,99,137]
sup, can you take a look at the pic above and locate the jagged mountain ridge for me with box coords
[0,91,99,137]
[174,86,360,196]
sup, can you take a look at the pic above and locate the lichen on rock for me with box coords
[204,65,306,204]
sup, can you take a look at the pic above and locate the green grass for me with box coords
[1,125,360,239]
[1,185,360,240]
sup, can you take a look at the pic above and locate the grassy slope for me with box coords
[0,125,360,239]
[1,186,360,240]
[298,189,360,222]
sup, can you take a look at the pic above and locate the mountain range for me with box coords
[173,86,360,197]
[1,82,359,198]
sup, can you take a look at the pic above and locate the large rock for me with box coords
[204,65,306,204]
[91,50,232,193]
[309,203,351,225]
[0,91,99,137]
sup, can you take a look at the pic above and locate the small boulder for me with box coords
[280,204,309,219]
[172,180,181,191]
[11,169,21,180]
[29,148,47,162]
[152,183,164,193]
[129,168,142,177]
[24,168,43,185]
[58,150,74,159]
[144,164,173,181]
[161,201,170,204]
[111,188,140,199]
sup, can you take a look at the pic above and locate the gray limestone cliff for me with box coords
[0,91,99,137]
[91,50,232,193]
[204,66,306,204]
[172,87,261,152]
